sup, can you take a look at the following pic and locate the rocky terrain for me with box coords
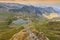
[0,3,60,40]
[10,29,49,40]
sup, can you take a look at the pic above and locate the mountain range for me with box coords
[0,3,60,20]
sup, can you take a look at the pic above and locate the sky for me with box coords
[0,0,60,8]
[0,0,60,4]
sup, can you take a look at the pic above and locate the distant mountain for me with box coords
[0,3,25,9]
[53,7,60,14]
[0,3,60,19]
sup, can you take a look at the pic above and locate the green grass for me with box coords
[0,12,60,40]
[0,27,24,40]
[30,21,60,40]
[0,21,60,40]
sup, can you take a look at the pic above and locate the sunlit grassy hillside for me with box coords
[0,12,60,40]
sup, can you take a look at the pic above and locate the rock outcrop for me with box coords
[10,29,49,40]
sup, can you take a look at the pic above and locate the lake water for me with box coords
[12,19,29,25]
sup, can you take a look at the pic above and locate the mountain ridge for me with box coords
[0,3,60,19]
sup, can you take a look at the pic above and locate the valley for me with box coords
[0,3,60,40]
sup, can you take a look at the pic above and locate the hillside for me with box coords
[0,3,60,20]
[43,13,59,19]
[10,29,49,40]
[0,3,60,40]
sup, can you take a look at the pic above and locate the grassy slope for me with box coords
[0,13,60,40]
[30,21,60,40]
